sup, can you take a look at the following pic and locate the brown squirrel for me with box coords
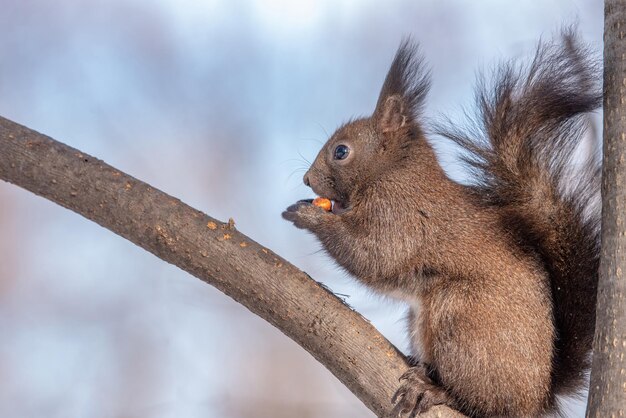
[283,30,600,417]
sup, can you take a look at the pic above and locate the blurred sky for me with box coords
[0,1,603,417]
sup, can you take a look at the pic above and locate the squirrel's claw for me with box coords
[390,366,452,418]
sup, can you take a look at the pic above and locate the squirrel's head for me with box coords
[303,39,431,214]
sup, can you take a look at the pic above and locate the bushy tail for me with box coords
[441,30,602,399]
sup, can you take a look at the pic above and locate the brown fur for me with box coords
[283,32,600,417]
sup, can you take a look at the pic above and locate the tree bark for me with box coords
[587,1,626,416]
[0,116,463,418]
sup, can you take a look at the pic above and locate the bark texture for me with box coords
[587,1,626,416]
[0,116,464,418]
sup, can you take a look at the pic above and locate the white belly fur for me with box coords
[407,299,428,363]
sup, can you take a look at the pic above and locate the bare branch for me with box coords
[587,1,626,415]
[0,116,463,417]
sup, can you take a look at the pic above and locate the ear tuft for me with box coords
[373,38,430,132]
[379,95,407,133]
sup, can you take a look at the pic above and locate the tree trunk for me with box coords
[587,1,626,415]
[0,116,463,418]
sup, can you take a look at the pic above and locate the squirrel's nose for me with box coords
[303,173,311,187]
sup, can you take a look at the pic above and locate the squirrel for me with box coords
[282,29,601,417]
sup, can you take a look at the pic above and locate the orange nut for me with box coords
[312,197,332,212]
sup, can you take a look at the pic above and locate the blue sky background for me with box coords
[0,1,602,417]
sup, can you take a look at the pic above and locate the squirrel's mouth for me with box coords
[304,197,350,214]
[306,181,350,214]
[331,199,349,215]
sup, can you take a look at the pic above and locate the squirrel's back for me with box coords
[441,29,602,403]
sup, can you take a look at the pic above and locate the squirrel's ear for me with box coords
[377,95,407,133]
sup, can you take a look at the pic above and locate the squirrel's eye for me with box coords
[334,144,350,160]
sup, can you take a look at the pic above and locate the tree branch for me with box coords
[0,116,463,418]
[587,1,626,415]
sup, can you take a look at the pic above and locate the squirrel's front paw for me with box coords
[282,200,327,230]
[390,366,452,417]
